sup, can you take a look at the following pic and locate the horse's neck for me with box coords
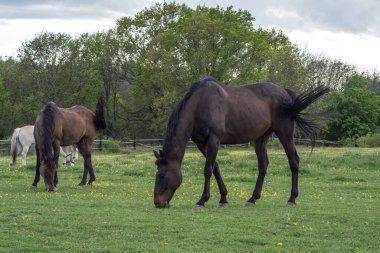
[165,117,193,163]
[166,137,187,163]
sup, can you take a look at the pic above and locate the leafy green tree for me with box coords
[18,32,74,104]
[325,75,380,144]
[0,73,13,137]
[0,57,42,134]
[116,3,305,137]
[2,2,372,140]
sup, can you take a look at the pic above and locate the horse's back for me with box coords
[19,125,35,144]
[59,106,96,145]
[189,79,292,144]
[34,103,95,146]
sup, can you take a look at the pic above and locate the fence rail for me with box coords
[0,138,342,153]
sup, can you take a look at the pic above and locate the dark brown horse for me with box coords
[153,77,329,208]
[32,98,106,191]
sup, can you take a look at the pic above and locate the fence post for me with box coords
[133,135,137,150]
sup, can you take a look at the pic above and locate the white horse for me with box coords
[9,125,35,166]
[9,125,78,166]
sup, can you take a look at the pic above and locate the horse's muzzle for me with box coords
[154,201,170,208]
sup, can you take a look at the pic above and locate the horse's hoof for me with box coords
[286,201,296,207]
[53,187,58,192]
[193,204,204,209]
[76,185,84,189]
[218,202,229,208]
[30,185,37,191]
[244,201,256,207]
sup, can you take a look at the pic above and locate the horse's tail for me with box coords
[41,103,56,168]
[95,97,106,130]
[283,86,330,144]
[10,128,21,166]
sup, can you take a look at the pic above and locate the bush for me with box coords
[356,133,380,147]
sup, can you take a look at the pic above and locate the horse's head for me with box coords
[40,160,57,191]
[153,150,182,208]
[73,148,79,160]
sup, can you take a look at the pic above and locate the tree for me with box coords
[1,3,371,140]
[325,75,380,144]
[116,3,305,137]
[301,53,355,91]
[18,32,74,104]
[0,72,13,137]
[71,31,131,138]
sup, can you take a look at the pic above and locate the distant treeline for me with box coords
[0,2,379,144]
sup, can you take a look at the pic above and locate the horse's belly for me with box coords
[60,134,84,146]
[221,118,270,144]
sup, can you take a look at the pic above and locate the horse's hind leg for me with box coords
[21,145,30,166]
[85,153,96,185]
[77,140,95,186]
[246,134,270,206]
[196,143,228,207]
[277,131,299,206]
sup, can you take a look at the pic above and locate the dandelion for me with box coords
[287,217,298,226]
[277,242,283,247]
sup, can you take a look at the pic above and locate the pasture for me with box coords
[0,147,379,252]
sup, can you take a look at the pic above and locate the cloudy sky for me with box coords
[1,0,379,71]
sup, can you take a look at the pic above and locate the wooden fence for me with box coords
[0,138,342,153]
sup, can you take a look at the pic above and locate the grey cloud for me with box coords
[0,0,147,19]
[270,0,380,35]
[177,0,380,36]
[1,0,379,36]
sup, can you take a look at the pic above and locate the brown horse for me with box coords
[32,98,106,191]
[153,77,329,208]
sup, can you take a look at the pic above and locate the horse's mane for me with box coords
[41,102,57,166]
[162,77,216,159]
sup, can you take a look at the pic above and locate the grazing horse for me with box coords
[32,98,106,191]
[153,77,329,208]
[9,125,35,166]
[9,125,78,167]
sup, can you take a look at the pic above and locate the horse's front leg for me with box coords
[196,143,228,207]
[52,141,60,190]
[195,135,219,208]
[213,162,228,207]
[32,144,40,188]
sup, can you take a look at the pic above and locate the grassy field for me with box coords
[0,146,379,252]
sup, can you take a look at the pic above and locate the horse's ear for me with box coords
[153,150,160,160]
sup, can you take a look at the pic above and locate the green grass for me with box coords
[0,147,379,252]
